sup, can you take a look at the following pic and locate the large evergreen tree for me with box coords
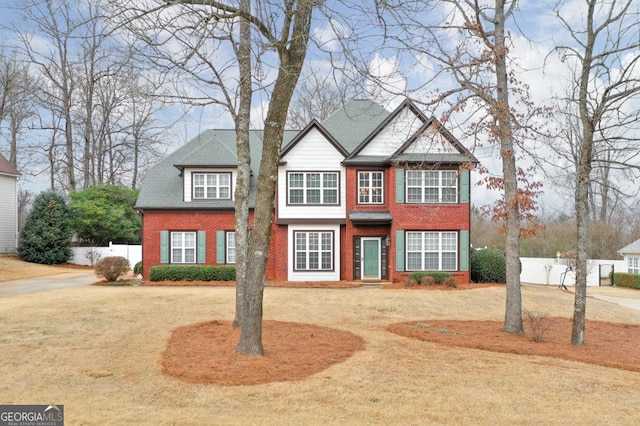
[18,191,72,264]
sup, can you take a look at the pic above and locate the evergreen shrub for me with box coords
[407,271,452,285]
[613,273,640,289]
[149,265,236,282]
[471,248,507,283]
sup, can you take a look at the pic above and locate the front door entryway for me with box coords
[361,237,381,280]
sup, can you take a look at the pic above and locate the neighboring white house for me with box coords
[0,152,20,253]
[619,239,640,274]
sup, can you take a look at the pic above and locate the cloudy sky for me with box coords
[1,0,639,215]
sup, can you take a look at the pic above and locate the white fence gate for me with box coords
[520,257,625,287]
[71,242,142,267]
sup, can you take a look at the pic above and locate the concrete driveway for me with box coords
[587,286,640,311]
[0,270,97,298]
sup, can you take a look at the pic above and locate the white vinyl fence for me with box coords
[71,242,141,267]
[520,257,625,287]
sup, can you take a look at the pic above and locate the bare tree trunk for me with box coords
[232,0,252,329]
[571,0,599,346]
[235,0,314,355]
[495,0,523,335]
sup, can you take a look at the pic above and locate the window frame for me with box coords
[357,170,384,204]
[192,172,232,200]
[293,230,335,272]
[287,171,340,205]
[629,256,639,274]
[226,231,236,264]
[405,231,458,271]
[405,169,458,204]
[170,231,197,264]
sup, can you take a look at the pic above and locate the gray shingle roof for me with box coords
[320,99,390,153]
[136,99,479,210]
[619,238,640,255]
[135,129,296,209]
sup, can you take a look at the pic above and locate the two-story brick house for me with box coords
[136,99,479,283]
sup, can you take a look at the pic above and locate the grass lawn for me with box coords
[1,282,640,424]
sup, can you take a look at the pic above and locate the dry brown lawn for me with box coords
[0,255,88,281]
[1,256,640,424]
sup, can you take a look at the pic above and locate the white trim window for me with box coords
[358,171,384,204]
[406,231,457,271]
[288,172,339,205]
[171,231,196,263]
[193,172,231,199]
[294,231,334,271]
[629,256,639,274]
[226,231,236,264]
[406,170,457,203]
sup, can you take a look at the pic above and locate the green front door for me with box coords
[362,238,380,280]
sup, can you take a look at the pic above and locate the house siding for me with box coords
[278,127,346,220]
[0,174,18,253]
[360,107,422,156]
[183,168,236,202]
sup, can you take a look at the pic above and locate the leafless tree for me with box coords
[14,0,81,190]
[4,0,167,191]
[287,70,351,129]
[342,0,536,334]
[551,0,640,345]
[0,50,36,168]
[112,0,316,355]
[106,0,259,329]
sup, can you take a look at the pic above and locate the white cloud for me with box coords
[367,53,406,109]
[312,19,349,52]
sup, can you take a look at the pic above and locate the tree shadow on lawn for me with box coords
[161,317,640,386]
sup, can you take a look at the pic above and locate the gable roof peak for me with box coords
[319,99,391,154]
[0,152,20,176]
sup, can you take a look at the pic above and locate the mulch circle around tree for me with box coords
[161,320,366,386]
[387,318,640,373]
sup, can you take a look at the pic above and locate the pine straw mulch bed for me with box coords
[388,318,640,373]
[161,316,640,386]
[161,320,366,385]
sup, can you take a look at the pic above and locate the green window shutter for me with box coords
[459,230,469,271]
[460,169,470,203]
[197,231,206,263]
[216,231,225,264]
[160,231,169,264]
[395,230,405,272]
[395,169,405,203]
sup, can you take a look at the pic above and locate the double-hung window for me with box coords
[294,231,333,271]
[193,172,231,199]
[288,172,339,205]
[629,257,639,274]
[406,231,457,271]
[171,231,196,263]
[226,231,236,264]
[406,170,457,203]
[358,171,384,204]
